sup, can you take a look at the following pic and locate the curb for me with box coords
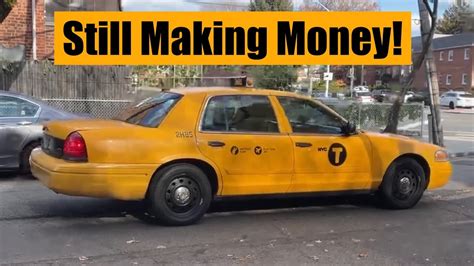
[449,152,474,158]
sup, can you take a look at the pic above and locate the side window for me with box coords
[278,97,344,135]
[201,95,279,133]
[0,96,39,118]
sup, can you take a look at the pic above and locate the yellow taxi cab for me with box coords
[30,87,452,225]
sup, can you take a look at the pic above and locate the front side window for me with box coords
[115,92,181,128]
[0,96,40,118]
[277,97,345,135]
[201,95,279,133]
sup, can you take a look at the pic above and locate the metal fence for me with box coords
[43,98,133,119]
[42,96,425,138]
[324,101,425,137]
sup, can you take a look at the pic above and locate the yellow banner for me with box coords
[54,11,411,65]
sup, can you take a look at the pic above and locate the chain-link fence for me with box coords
[324,101,425,137]
[42,95,425,138]
[43,99,133,119]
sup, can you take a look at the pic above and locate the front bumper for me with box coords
[427,161,452,189]
[30,149,157,200]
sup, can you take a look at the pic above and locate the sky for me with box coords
[121,0,454,36]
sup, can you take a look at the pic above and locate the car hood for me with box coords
[44,119,136,139]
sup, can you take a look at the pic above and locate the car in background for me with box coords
[353,91,374,103]
[0,91,80,173]
[352,86,370,93]
[406,91,432,106]
[372,89,390,102]
[440,91,474,109]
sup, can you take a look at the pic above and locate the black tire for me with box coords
[449,102,455,109]
[378,158,426,209]
[19,142,40,174]
[147,164,212,226]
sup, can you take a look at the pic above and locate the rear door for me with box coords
[276,97,373,193]
[196,95,293,196]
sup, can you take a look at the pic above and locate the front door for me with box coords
[196,95,293,196]
[276,97,373,193]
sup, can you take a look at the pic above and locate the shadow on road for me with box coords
[0,171,35,181]
[130,194,377,225]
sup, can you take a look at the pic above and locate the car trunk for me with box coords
[41,120,137,160]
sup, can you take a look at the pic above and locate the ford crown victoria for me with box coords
[30,88,452,225]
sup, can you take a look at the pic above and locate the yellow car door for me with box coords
[276,96,373,193]
[196,95,294,196]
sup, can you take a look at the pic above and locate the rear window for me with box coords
[459,93,474,98]
[356,92,372,97]
[115,92,181,127]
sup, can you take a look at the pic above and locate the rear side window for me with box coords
[0,96,39,118]
[201,95,279,133]
[116,92,181,128]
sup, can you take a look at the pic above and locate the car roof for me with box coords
[170,87,306,98]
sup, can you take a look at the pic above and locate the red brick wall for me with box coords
[413,46,473,92]
[0,0,50,60]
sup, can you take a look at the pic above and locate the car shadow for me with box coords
[130,194,378,225]
[0,171,35,181]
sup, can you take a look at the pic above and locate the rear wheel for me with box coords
[147,164,212,226]
[19,142,40,174]
[449,102,455,109]
[378,158,426,209]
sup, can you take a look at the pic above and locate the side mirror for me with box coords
[342,121,357,135]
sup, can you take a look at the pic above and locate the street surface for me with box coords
[0,155,473,265]
[419,109,474,155]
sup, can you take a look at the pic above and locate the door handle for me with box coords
[208,141,226,147]
[17,121,33,126]
[295,142,312,148]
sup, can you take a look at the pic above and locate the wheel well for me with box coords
[150,159,219,196]
[394,154,431,188]
[20,139,41,158]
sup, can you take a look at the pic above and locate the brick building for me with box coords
[412,33,474,91]
[0,0,120,61]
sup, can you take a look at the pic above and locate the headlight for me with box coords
[435,150,449,162]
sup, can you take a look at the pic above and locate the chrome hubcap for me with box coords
[399,177,411,194]
[174,186,191,205]
[165,176,201,213]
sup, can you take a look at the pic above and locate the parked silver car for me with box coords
[0,91,80,173]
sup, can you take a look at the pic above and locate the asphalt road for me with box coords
[421,109,474,154]
[0,157,473,265]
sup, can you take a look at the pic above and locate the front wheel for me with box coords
[378,158,426,209]
[147,164,212,226]
[449,102,455,109]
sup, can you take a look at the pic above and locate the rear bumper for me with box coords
[30,149,157,200]
[427,161,452,189]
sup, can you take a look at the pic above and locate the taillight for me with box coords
[63,132,87,161]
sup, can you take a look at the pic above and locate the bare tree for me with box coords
[384,0,441,145]
[300,0,379,11]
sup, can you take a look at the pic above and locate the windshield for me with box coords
[115,92,182,127]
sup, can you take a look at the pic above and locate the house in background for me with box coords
[412,32,473,92]
[0,0,121,61]
[361,33,473,92]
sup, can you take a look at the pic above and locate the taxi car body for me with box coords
[30,88,452,225]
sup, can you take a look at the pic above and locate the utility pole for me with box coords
[418,0,444,146]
